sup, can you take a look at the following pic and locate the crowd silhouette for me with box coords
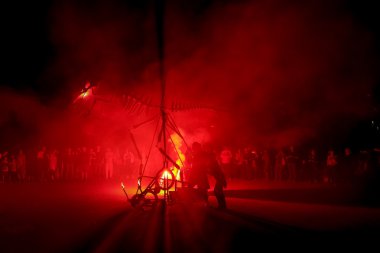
[1,142,379,188]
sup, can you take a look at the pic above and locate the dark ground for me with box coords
[1,178,380,253]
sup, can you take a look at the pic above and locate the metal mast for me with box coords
[156,0,170,200]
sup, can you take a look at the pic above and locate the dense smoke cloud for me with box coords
[45,0,377,148]
[0,87,94,150]
[163,0,377,147]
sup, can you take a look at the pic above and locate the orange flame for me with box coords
[170,132,185,180]
[74,81,95,103]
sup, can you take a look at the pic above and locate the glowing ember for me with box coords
[157,169,175,195]
[161,170,172,180]
[81,90,89,98]
[74,81,95,103]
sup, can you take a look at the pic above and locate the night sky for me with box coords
[0,1,52,93]
[1,0,380,149]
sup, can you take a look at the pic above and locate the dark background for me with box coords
[0,0,379,97]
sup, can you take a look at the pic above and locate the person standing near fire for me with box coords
[188,142,227,209]
[204,143,227,209]
[187,142,210,204]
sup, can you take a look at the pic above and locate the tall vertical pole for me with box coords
[156,0,169,201]
[156,0,166,155]
[156,0,165,111]
[156,0,167,165]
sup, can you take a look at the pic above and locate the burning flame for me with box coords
[160,169,173,187]
[170,132,185,180]
[74,81,95,102]
[156,132,185,193]
[156,169,174,196]
[81,90,89,98]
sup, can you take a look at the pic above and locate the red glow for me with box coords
[169,132,185,180]
[157,169,175,196]
[73,81,96,103]
[81,90,89,98]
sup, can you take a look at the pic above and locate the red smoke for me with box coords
[43,0,378,148]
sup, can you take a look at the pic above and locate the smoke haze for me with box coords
[1,0,378,150]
